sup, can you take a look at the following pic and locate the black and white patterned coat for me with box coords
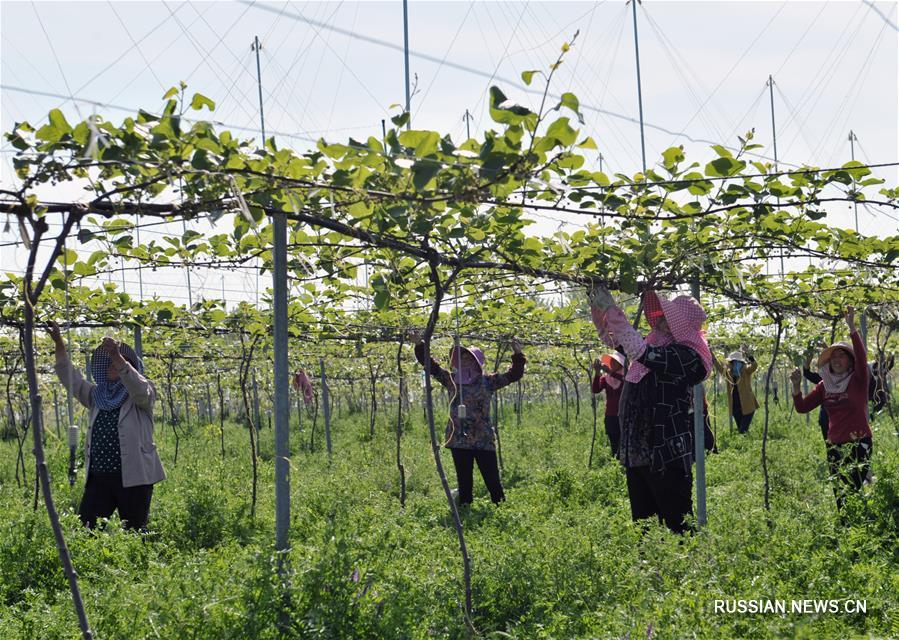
[618,343,708,472]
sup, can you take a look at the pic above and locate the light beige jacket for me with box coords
[55,355,166,487]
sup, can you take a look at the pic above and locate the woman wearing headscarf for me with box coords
[408,331,525,506]
[712,345,759,433]
[802,341,831,441]
[592,351,626,457]
[589,286,711,534]
[49,322,165,530]
[790,307,871,510]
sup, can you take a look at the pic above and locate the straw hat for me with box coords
[817,342,854,368]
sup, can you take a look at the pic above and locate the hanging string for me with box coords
[443,275,466,447]
[62,214,78,487]
[454,275,464,413]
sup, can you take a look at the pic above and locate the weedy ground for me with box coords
[1,397,897,639]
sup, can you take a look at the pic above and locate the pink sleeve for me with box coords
[604,306,647,362]
[590,306,615,347]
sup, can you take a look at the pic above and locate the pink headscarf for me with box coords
[449,345,485,385]
[594,291,712,384]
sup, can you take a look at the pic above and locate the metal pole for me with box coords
[630,0,647,172]
[464,109,471,140]
[136,216,144,302]
[849,130,859,232]
[402,0,411,129]
[62,230,75,429]
[183,220,193,308]
[269,32,292,543]
[691,280,707,527]
[252,368,261,431]
[135,214,144,362]
[320,358,333,459]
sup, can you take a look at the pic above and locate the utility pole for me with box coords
[402,0,411,129]
[253,34,290,554]
[767,75,785,277]
[252,36,265,310]
[463,109,472,140]
[767,76,779,172]
[849,130,859,232]
[630,0,647,172]
[847,130,868,345]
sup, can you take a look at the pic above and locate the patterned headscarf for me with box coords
[628,291,713,384]
[90,342,143,411]
[449,345,485,385]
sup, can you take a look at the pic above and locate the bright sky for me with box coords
[2,0,897,309]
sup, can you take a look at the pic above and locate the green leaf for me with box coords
[545,117,578,147]
[521,70,539,86]
[711,144,733,158]
[35,109,73,142]
[391,112,410,128]
[619,261,637,294]
[190,93,216,111]
[398,130,439,157]
[162,86,179,100]
[57,249,78,266]
[373,289,390,310]
[558,92,583,123]
[489,86,533,125]
[704,157,745,178]
[842,160,871,181]
[591,172,610,186]
[411,160,441,191]
[661,146,685,169]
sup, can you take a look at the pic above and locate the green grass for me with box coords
[1,396,897,639]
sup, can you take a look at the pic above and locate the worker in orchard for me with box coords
[408,330,525,506]
[49,322,165,531]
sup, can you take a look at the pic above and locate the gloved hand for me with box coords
[587,284,615,311]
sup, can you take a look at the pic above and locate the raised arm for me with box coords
[846,307,868,384]
[488,339,526,391]
[791,367,823,413]
[48,322,94,409]
[743,345,758,375]
[802,355,822,384]
[409,331,453,389]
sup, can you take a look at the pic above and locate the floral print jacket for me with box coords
[414,344,526,451]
